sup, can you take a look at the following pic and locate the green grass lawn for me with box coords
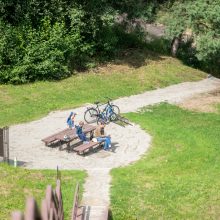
[110,104,220,219]
[0,164,86,220]
[0,49,205,127]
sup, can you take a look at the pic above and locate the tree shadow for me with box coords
[113,47,166,69]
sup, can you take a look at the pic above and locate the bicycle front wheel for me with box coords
[111,105,120,115]
[84,108,98,123]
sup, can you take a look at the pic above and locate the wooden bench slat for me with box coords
[73,141,100,154]
[42,124,96,146]
[42,128,70,141]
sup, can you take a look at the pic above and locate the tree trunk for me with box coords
[171,36,181,57]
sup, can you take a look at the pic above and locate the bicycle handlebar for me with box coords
[104,96,112,101]
[94,97,113,106]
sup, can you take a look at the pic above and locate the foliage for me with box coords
[144,38,170,55]
[0,0,119,83]
[111,104,220,219]
[0,20,77,83]
[0,163,86,220]
[1,0,218,83]
[0,51,205,126]
[165,0,220,75]
[110,0,158,21]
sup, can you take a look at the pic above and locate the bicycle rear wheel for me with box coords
[110,112,118,122]
[97,113,110,125]
[84,108,98,123]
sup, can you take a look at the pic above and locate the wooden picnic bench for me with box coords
[73,141,102,155]
[41,128,70,146]
[41,124,96,147]
[41,124,105,155]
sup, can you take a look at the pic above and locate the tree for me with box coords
[166,0,220,74]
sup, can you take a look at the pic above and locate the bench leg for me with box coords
[59,141,62,151]
[90,131,94,140]
[67,142,71,153]
[92,147,97,153]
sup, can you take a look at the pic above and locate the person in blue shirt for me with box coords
[76,121,89,143]
[67,112,77,129]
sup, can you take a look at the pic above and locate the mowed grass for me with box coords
[110,104,220,219]
[0,49,205,127]
[0,164,86,220]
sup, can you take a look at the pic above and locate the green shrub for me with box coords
[0,20,79,83]
[0,1,123,83]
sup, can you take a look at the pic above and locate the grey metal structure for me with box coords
[0,127,9,163]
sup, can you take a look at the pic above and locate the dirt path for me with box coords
[9,77,220,219]
[114,77,220,113]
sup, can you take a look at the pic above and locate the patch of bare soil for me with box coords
[179,90,220,113]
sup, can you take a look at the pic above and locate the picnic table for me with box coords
[41,124,102,155]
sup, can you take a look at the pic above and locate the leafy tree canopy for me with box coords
[166,0,220,73]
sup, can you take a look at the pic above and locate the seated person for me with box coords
[67,112,77,129]
[94,121,111,150]
[76,121,88,143]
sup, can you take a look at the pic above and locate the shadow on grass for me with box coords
[113,47,166,69]
[0,158,27,167]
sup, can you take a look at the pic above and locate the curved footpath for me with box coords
[9,77,220,219]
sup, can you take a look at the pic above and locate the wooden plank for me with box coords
[41,128,70,144]
[24,197,41,220]
[11,181,66,220]
[41,199,49,220]
[42,125,97,146]
[11,211,24,220]
[58,125,96,142]
[73,141,100,154]
[3,127,9,162]
[0,128,3,157]
[72,183,81,220]
[55,180,64,220]
[45,185,53,212]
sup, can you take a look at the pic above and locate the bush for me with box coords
[0,19,82,83]
[0,0,159,84]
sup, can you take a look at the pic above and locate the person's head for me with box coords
[79,121,84,127]
[71,112,77,120]
[99,120,105,128]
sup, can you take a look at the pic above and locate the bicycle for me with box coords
[84,98,120,124]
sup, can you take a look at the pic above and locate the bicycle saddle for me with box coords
[94,101,100,105]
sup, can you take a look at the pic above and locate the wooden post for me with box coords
[0,127,9,164]
[0,128,3,158]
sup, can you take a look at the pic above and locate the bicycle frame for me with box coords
[90,102,113,122]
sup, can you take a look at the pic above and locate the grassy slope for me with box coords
[110,104,220,219]
[0,49,205,127]
[0,164,86,220]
